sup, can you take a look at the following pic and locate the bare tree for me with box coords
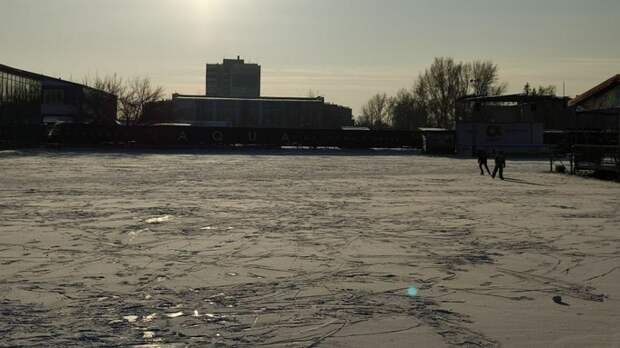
[81,74,164,126]
[412,57,467,129]
[80,74,125,125]
[358,93,390,129]
[523,82,556,96]
[465,60,507,96]
[412,57,508,129]
[94,74,125,97]
[121,77,165,125]
[389,89,426,130]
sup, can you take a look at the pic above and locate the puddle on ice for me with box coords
[123,315,139,323]
[407,287,419,297]
[166,311,184,318]
[145,215,174,224]
[129,228,150,241]
[200,226,233,231]
[144,313,157,322]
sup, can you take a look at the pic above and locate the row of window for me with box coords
[0,70,42,106]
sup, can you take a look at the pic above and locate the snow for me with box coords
[1,149,619,347]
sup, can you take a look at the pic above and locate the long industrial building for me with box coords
[143,94,353,129]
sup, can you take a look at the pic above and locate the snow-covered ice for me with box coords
[1,149,619,347]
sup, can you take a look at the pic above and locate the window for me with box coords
[43,89,65,104]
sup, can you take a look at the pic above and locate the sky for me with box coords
[1,0,619,114]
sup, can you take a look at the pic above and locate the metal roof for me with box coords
[173,94,325,103]
[459,94,569,103]
[569,74,620,107]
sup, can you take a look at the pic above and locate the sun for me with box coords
[188,0,223,14]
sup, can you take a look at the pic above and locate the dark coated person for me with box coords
[477,149,491,176]
[492,151,506,180]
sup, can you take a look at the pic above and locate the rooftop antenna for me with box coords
[563,81,566,97]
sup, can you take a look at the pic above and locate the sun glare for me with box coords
[189,0,223,14]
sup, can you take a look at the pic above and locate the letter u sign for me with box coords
[212,130,224,142]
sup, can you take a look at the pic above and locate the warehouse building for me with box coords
[143,94,353,129]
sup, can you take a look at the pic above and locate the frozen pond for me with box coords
[1,149,620,347]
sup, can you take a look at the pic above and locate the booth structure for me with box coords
[455,94,570,155]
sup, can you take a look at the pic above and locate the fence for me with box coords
[571,144,620,175]
[3,124,425,150]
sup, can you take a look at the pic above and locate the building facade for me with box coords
[457,94,571,130]
[143,94,353,130]
[206,57,261,98]
[0,64,117,126]
[0,66,42,125]
[454,94,568,154]
[569,75,620,131]
[145,59,353,130]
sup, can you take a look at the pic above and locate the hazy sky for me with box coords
[2,0,619,114]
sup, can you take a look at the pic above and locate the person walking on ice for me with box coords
[477,149,491,176]
[492,151,506,180]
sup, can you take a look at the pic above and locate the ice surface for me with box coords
[1,149,619,347]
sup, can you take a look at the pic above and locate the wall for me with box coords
[456,122,545,155]
[160,97,353,129]
[463,99,571,130]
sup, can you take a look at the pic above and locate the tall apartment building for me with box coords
[206,57,261,98]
